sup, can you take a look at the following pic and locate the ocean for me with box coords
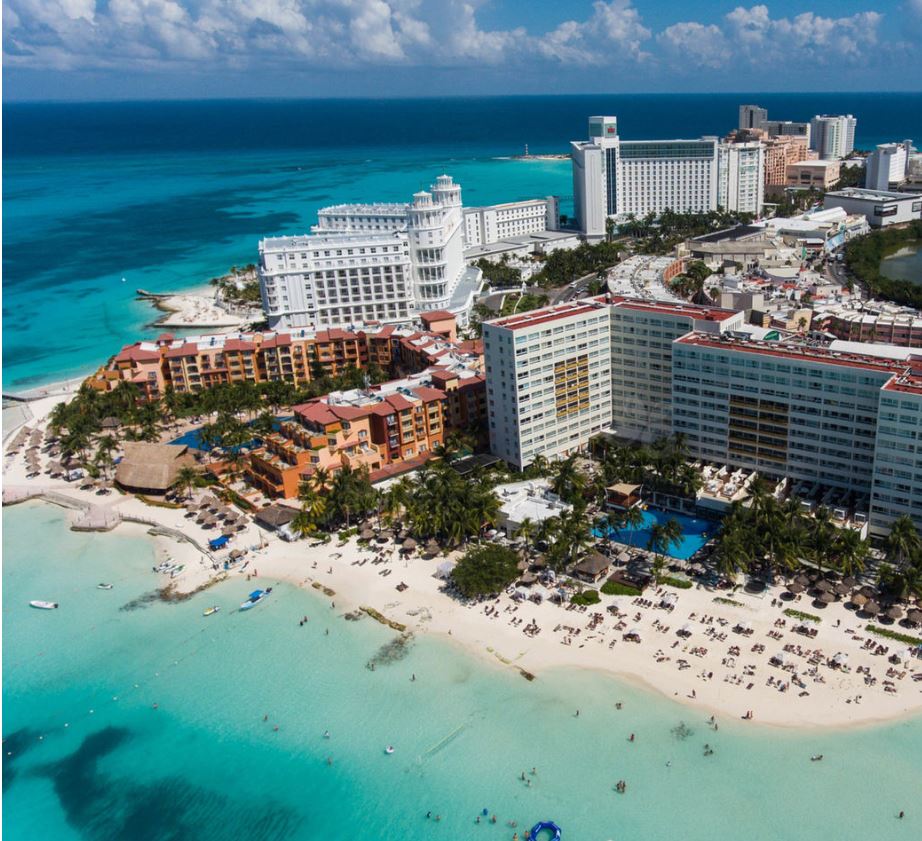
[4,503,922,841]
[4,92,922,389]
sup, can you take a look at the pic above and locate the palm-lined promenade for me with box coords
[5,383,921,729]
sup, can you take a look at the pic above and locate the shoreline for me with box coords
[5,392,922,732]
[6,489,922,732]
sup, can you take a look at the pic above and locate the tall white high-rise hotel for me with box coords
[571,116,764,238]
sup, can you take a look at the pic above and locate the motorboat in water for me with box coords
[203,606,220,617]
[811,754,824,762]
[30,600,59,610]
[384,745,395,755]
[97,583,114,590]
[240,588,272,610]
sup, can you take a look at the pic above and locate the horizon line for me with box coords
[5,90,922,107]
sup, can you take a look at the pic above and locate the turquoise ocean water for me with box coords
[4,503,922,840]
[5,93,922,390]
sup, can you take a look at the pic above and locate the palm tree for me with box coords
[173,465,200,501]
[831,528,869,578]
[291,507,317,540]
[514,517,536,555]
[311,466,330,493]
[620,506,646,552]
[714,530,749,583]
[550,454,585,503]
[885,515,921,568]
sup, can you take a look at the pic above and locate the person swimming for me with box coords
[323,731,330,739]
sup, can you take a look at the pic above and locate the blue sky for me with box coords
[4,1,921,101]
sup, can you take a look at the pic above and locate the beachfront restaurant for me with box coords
[115,442,197,496]
[573,551,611,583]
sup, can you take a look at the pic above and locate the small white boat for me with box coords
[384,745,395,755]
[203,606,220,617]
[30,600,58,610]
[240,587,272,610]
[97,583,114,590]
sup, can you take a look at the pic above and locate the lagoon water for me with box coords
[4,503,922,841]
[5,92,922,390]
[882,244,922,285]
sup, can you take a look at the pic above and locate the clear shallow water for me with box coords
[5,93,922,390]
[4,503,922,841]
[882,244,922,285]
[596,508,714,560]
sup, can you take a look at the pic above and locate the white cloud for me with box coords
[723,5,881,64]
[0,0,907,79]
[658,22,729,70]
[538,1,652,65]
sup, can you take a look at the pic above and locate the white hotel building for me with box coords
[259,175,482,331]
[483,301,613,469]
[571,116,764,238]
[483,296,922,536]
[463,198,559,247]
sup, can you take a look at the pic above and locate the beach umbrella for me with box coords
[786,582,805,594]
[815,580,834,593]
[863,601,880,616]
[842,576,858,588]
[359,527,375,540]
[516,559,529,572]
[397,529,409,541]
[815,592,835,604]
[794,574,811,586]
[832,652,848,667]
[679,624,692,635]
[401,537,417,552]
[907,609,922,625]
[222,527,235,537]
[885,605,904,621]
[851,592,868,606]
[834,582,850,596]
[858,585,877,599]
[771,652,786,665]
[627,628,641,638]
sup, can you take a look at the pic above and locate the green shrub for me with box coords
[452,544,520,598]
[784,608,822,624]
[571,589,601,606]
[658,575,693,590]
[714,597,744,607]
[601,580,642,597]
[865,625,922,646]
[137,495,183,509]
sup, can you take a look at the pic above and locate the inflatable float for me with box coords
[529,820,562,840]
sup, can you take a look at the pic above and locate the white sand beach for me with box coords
[5,394,922,731]
[149,291,253,329]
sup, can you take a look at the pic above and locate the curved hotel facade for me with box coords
[259,175,481,331]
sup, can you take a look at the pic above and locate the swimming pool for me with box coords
[594,507,716,561]
[170,417,293,452]
[170,427,260,452]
